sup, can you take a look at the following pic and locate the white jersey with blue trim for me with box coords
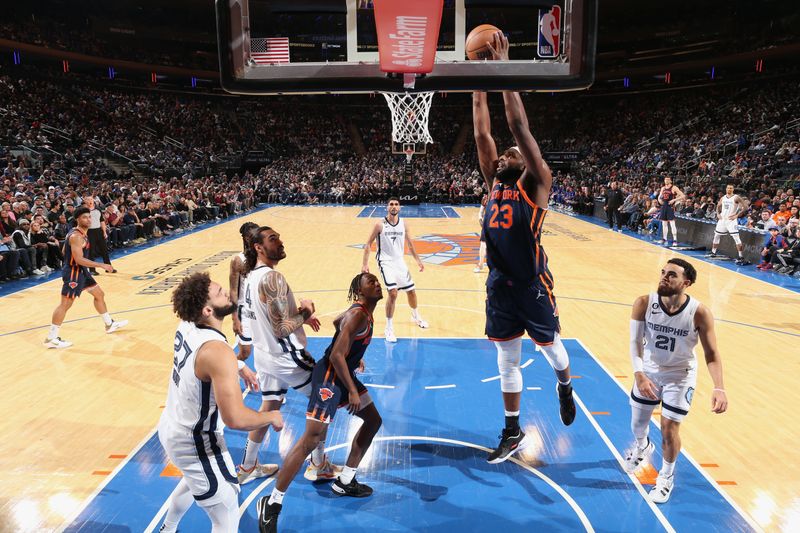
[377,216,406,263]
[245,262,307,358]
[159,320,228,434]
[643,292,700,370]
[719,194,739,219]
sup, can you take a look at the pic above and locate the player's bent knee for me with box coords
[539,334,570,372]
[495,338,523,392]
[732,234,742,245]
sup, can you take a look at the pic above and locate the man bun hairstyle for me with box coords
[244,225,272,274]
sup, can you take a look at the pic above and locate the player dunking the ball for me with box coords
[362,197,428,342]
[258,272,384,533]
[473,32,576,464]
[44,206,127,348]
[624,259,728,503]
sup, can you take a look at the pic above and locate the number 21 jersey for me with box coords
[643,293,700,370]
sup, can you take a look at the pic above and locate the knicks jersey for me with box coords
[62,228,89,269]
[719,195,738,219]
[245,263,307,356]
[643,293,700,370]
[483,179,550,283]
[322,303,373,375]
[377,217,405,262]
[160,321,228,433]
[659,187,674,204]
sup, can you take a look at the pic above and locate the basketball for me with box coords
[465,24,501,60]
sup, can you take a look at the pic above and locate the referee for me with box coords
[84,196,115,274]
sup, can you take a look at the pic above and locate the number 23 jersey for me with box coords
[483,178,550,284]
[643,292,700,370]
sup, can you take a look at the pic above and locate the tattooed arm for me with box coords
[259,270,314,338]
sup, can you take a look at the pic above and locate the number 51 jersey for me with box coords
[643,293,700,371]
[483,179,549,284]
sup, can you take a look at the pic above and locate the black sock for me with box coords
[504,415,519,431]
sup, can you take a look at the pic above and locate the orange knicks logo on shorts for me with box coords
[319,388,334,401]
[68,282,78,289]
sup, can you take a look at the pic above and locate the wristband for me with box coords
[237,360,245,371]
[713,388,725,393]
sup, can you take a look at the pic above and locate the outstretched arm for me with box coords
[487,32,552,207]
[472,92,498,190]
[695,304,728,413]
[404,221,424,272]
[362,222,381,273]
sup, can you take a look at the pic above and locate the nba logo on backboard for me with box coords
[538,5,561,58]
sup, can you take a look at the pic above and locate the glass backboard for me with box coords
[217,0,597,94]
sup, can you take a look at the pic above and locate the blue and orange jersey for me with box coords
[321,303,374,376]
[659,186,674,204]
[483,178,550,285]
[62,228,89,269]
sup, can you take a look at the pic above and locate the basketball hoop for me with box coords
[381,91,434,161]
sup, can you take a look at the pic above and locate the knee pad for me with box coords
[495,337,522,393]
[732,233,742,245]
[539,334,570,372]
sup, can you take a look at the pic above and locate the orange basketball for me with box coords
[465,24,501,60]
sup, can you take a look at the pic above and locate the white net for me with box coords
[381,92,434,146]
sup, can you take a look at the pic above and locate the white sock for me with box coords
[386,318,393,330]
[339,465,357,485]
[631,406,652,449]
[268,488,285,506]
[48,324,60,340]
[101,313,113,326]
[411,308,420,319]
[242,437,265,469]
[310,442,325,466]
[503,409,520,417]
[558,378,571,386]
[660,459,676,478]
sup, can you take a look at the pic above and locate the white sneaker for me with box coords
[304,455,342,481]
[649,474,674,504]
[237,462,279,485]
[385,329,397,343]
[623,439,655,473]
[32,268,45,275]
[413,316,429,329]
[44,337,73,349]
[105,319,129,334]
[473,265,483,273]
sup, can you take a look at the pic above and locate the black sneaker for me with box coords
[331,477,373,497]
[487,428,529,464]
[256,498,281,533]
[557,382,576,426]
[704,252,717,258]
[734,258,750,266]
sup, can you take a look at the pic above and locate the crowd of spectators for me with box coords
[2,68,798,283]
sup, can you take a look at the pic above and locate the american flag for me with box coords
[251,37,290,64]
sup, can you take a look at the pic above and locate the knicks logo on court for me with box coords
[351,233,481,266]
[319,388,334,401]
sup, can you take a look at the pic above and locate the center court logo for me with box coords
[351,233,481,266]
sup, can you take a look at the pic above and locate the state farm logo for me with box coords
[389,16,427,67]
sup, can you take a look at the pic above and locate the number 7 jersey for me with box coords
[483,178,550,284]
[643,292,700,370]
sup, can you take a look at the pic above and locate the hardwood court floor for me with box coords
[0,205,797,531]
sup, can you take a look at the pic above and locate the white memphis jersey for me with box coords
[237,252,248,305]
[160,321,228,434]
[244,263,307,357]
[377,217,406,262]
[719,195,738,219]
[643,292,700,370]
